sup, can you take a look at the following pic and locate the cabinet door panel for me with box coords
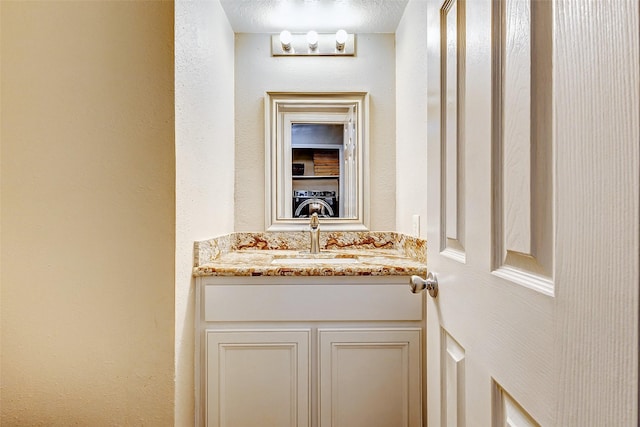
[318,328,422,427]
[206,329,310,427]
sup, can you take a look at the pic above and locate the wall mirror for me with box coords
[265,92,369,231]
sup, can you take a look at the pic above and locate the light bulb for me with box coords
[280,30,292,51]
[336,29,348,44]
[307,30,318,50]
[335,29,348,51]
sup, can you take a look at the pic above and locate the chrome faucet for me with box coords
[309,212,320,254]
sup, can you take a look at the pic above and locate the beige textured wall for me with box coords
[175,0,235,425]
[234,33,396,232]
[395,0,428,238]
[1,2,175,425]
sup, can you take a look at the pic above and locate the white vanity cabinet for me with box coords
[196,275,424,427]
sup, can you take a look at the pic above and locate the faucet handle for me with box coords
[310,212,319,229]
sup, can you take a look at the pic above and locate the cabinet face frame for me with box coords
[265,92,370,231]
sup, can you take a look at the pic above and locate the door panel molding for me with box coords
[491,381,540,427]
[491,0,554,295]
[440,0,466,262]
[441,329,466,427]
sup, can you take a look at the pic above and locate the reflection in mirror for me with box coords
[265,92,369,231]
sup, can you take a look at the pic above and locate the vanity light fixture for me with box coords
[271,30,355,56]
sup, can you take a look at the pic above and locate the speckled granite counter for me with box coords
[193,232,427,277]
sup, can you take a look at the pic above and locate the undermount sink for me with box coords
[271,256,360,265]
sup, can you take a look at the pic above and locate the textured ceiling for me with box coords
[219,0,409,33]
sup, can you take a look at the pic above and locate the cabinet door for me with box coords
[318,328,422,427]
[206,329,311,427]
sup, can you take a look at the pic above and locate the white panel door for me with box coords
[425,0,638,426]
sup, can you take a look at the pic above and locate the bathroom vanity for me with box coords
[194,232,427,427]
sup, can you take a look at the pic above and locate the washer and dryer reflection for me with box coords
[292,190,339,218]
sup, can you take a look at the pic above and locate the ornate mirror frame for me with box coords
[265,92,370,231]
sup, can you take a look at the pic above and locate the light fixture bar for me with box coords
[271,32,356,56]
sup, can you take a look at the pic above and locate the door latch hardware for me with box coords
[410,272,438,298]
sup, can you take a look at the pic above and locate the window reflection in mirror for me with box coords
[265,93,369,231]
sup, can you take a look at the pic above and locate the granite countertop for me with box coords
[193,232,427,277]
